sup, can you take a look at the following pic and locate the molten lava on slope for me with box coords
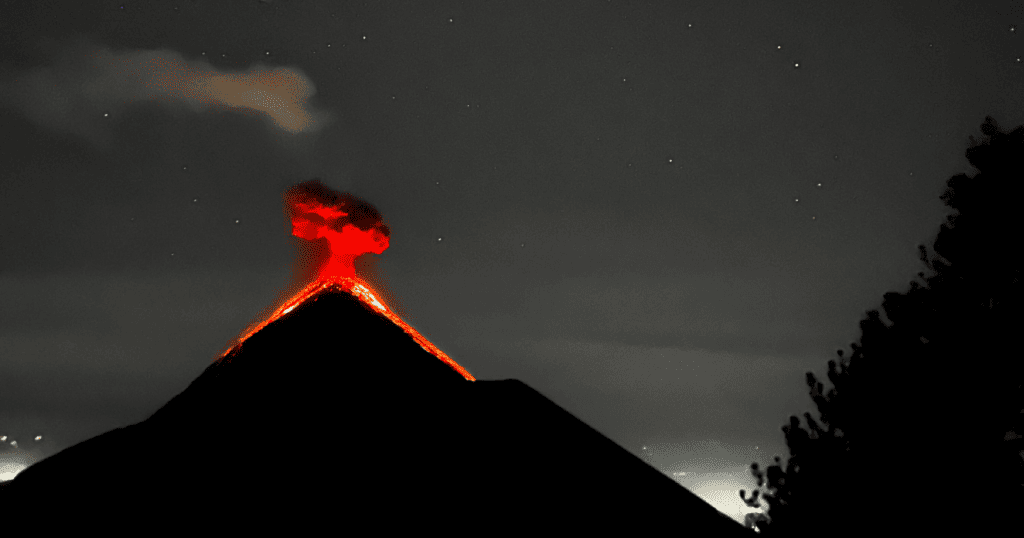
[221,178,474,381]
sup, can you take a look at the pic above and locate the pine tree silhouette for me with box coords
[739,116,1023,536]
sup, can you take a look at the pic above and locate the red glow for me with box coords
[288,201,389,280]
[218,181,475,382]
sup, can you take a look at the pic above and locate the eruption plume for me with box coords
[283,179,392,281]
[221,179,474,381]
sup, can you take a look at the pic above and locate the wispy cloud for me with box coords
[0,34,335,152]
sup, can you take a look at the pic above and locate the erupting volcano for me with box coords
[222,179,474,381]
[0,178,749,535]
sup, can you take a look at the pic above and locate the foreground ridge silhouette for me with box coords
[1,282,751,534]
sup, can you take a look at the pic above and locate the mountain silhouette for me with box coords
[1,281,751,534]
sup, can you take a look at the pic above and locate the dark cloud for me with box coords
[283,178,390,236]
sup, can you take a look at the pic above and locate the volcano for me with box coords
[1,180,751,534]
[2,283,750,533]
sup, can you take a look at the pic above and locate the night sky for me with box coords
[1,0,1021,523]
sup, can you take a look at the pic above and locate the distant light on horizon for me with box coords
[0,460,29,482]
[661,464,767,528]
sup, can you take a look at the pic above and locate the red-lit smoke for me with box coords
[283,179,391,282]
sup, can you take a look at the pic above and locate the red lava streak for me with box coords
[219,179,475,381]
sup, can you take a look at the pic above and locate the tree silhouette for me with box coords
[739,116,1023,536]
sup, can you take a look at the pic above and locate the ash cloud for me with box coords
[0,34,336,152]
[280,178,391,292]
[283,178,391,236]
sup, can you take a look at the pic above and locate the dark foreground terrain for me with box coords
[2,283,751,534]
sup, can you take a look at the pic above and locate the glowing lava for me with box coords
[219,179,475,381]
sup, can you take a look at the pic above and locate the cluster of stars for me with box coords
[111,8,968,257]
[1010,20,1021,62]
[211,37,355,61]
[157,165,246,258]
[132,5,1020,80]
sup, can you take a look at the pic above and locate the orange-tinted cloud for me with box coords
[0,34,335,151]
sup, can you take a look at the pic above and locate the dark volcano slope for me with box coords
[3,285,751,534]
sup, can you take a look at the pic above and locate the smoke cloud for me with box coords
[0,34,335,152]
[278,178,392,300]
[283,179,391,237]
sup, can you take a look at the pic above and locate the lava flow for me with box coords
[218,179,475,381]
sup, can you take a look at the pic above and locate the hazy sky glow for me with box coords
[1,0,1021,524]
